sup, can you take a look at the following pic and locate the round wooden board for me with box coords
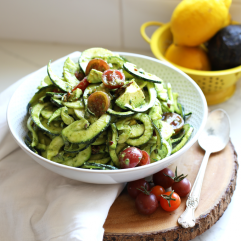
[103,140,238,241]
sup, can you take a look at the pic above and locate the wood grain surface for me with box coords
[103,140,238,241]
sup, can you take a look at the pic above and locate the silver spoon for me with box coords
[178,109,230,228]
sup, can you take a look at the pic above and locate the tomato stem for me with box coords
[137,185,150,195]
[160,190,176,207]
[164,166,188,182]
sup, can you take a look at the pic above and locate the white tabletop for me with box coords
[0,39,240,241]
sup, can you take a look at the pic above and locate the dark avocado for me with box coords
[207,24,241,70]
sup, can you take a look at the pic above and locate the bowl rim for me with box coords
[150,22,241,76]
[7,51,208,174]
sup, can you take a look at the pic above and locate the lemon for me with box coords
[170,0,231,46]
[223,0,232,8]
[165,43,211,71]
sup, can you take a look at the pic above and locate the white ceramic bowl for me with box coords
[7,51,208,184]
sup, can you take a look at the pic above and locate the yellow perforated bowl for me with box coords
[141,21,241,105]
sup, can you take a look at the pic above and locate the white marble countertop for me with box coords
[0,40,240,241]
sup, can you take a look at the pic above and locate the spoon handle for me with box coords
[178,151,211,228]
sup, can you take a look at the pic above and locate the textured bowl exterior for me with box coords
[7,51,208,184]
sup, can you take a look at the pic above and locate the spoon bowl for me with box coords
[198,109,230,153]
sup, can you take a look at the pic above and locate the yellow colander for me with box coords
[140,21,241,105]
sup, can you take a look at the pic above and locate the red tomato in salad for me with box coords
[72,77,89,92]
[85,59,110,75]
[160,191,181,212]
[53,88,62,93]
[74,71,85,81]
[102,69,125,89]
[137,150,150,166]
[87,91,110,117]
[127,178,150,199]
[119,147,143,169]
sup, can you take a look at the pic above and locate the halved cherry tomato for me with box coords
[85,59,110,75]
[137,150,150,166]
[150,185,165,202]
[127,178,150,199]
[160,191,181,212]
[87,91,110,117]
[162,113,184,134]
[74,71,85,81]
[72,77,90,92]
[119,147,143,169]
[102,69,125,89]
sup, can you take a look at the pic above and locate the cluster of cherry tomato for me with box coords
[72,59,126,117]
[127,167,191,215]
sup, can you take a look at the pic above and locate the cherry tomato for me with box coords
[87,91,110,117]
[119,147,143,169]
[72,77,90,92]
[137,150,150,166]
[85,59,110,75]
[153,168,174,189]
[135,192,158,215]
[160,191,181,212]
[162,113,184,134]
[102,69,125,89]
[150,185,165,201]
[74,71,85,81]
[127,178,150,199]
[172,178,191,197]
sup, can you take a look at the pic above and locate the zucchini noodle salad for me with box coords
[25,48,193,170]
